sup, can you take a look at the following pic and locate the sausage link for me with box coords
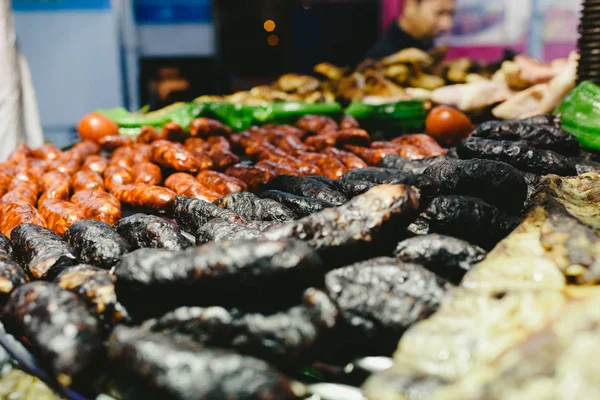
[3,180,41,206]
[71,190,122,226]
[82,155,109,175]
[304,134,337,151]
[132,162,162,185]
[164,173,220,202]
[224,164,275,192]
[151,140,209,173]
[189,117,230,138]
[311,157,348,179]
[97,135,134,151]
[262,124,308,140]
[255,160,303,177]
[344,145,398,166]
[137,126,167,144]
[162,122,188,143]
[323,147,368,170]
[6,144,32,165]
[196,170,248,196]
[39,171,71,203]
[371,142,429,160]
[104,165,133,192]
[30,143,62,161]
[131,144,153,164]
[0,165,15,197]
[48,153,83,176]
[13,159,48,184]
[390,134,447,156]
[182,138,214,169]
[109,146,135,168]
[296,115,338,133]
[71,170,105,192]
[111,184,176,212]
[38,198,85,236]
[340,115,360,130]
[69,140,101,159]
[0,203,46,238]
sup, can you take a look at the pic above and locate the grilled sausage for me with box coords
[0,203,47,238]
[151,140,210,173]
[195,170,248,196]
[132,162,162,185]
[164,173,220,202]
[189,117,230,138]
[38,198,85,236]
[30,143,62,161]
[224,164,275,192]
[71,170,105,192]
[71,190,122,226]
[344,145,398,166]
[104,165,133,192]
[39,171,71,203]
[111,184,177,212]
[82,155,109,175]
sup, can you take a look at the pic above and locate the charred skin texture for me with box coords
[263,175,348,206]
[244,220,282,231]
[190,117,231,138]
[424,195,520,249]
[214,192,298,222]
[391,134,448,156]
[224,164,275,193]
[0,233,12,255]
[330,179,377,198]
[255,160,304,177]
[81,155,109,175]
[71,190,122,226]
[323,147,368,169]
[114,240,323,318]
[259,190,335,218]
[39,171,71,203]
[97,135,134,151]
[115,213,192,251]
[196,170,248,196]
[342,167,439,197]
[38,199,85,236]
[173,196,246,235]
[407,217,430,236]
[150,140,210,173]
[379,154,449,174]
[54,265,124,325]
[131,162,162,185]
[164,173,220,202]
[458,137,578,176]
[296,114,338,134]
[0,253,27,301]
[0,203,46,238]
[64,220,130,269]
[474,119,579,155]
[30,143,62,161]
[345,145,398,166]
[111,184,177,213]
[142,288,337,368]
[107,327,297,400]
[3,282,103,388]
[423,159,528,214]
[10,224,77,279]
[324,257,449,358]
[71,170,105,192]
[263,185,421,268]
[195,219,261,244]
[394,234,487,284]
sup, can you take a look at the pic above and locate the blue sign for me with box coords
[12,0,111,11]
[135,0,212,24]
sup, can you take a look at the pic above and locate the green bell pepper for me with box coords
[253,102,342,124]
[345,99,427,137]
[97,102,207,132]
[556,81,600,151]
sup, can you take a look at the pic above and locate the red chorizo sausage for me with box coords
[137,126,166,144]
[151,140,210,172]
[109,146,135,168]
[344,145,398,166]
[195,170,248,196]
[164,173,220,202]
[39,171,71,203]
[0,203,46,238]
[71,190,122,226]
[323,147,368,170]
[224,164,275,192]
[30,143,62,161]
[81,155,109,175]
[255,160,303,177]
[97,135,134,151]
[131,144,153,164]
[71,170,105,192]
[103,165,133,192]
[132,162,162,185]
[189,118,230,138]
[390,134,447,156]
[111,183,176,212]
[296,115,338,134]
[38,198,85,236]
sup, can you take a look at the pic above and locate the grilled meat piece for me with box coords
[142,288,337,368]
[379,155,449,174]
[344,145,398,166]
[394,234,487,284]
[0,232,13,255]
[195,219,261,244]
[324,257,449,358]
[264,185,420,268]
[214,192,298,222]
[151,140,210,173]
[131,162,162,185]
[423,159,527,213]
[0,203,46,238]
[39,171,70,202]
[37,199,85,236]
[458,137,577,176]
[71,170,105,192]
[11,224,77,279]
[332,179,377,198]
[81,155,109,175]
[111,183,177,212]
[3,282,103,388]
[115,214,192,251]
[263,175,348,206]
[64,220,130,269]
[54,264,125,325]
[474,119,579,155]
[70,190,122,226]
[172,196,246,235]
[107,326,298,400]
[259,190,335,217]
[164,173,220,202]
[189,117,231,138]
[114,240,323,318]
[0,253,27,300]
[196,170,248,196]
[424,196,520,249]
[341,168,439,197]
[224,164,275,192]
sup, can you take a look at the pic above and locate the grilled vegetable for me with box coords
[423,159,527,213]
[264,175,348,206]
[107,326,298,400]
[324,257,449,358]
[425,105,473,146]
[458,137,577,176]
[3,282,103,388]
[115,214,192,251]
[557,81,600,151]
[260,190,335,217]
[64,220,130,269]
[195,219,261,244]
[394,234,487,284]
[0,253,27,300]
[213,192,298,222]
[114,240,323,318]
[341,167,439,197]
[424,196,520,249]
[264,185,420,268]
[142,288,337,368]
[172,196,246,235]
[11,224,77,279]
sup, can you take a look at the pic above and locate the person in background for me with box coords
[366,0,456,60]
[0,1,44,161]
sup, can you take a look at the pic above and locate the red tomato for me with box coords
[77,112,119,142]
[425,106,473,146]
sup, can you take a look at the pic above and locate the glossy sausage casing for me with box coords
[38,198,85,236]
[71,190,123,226]
[71,170,105,192]
[164,173,220,202]
[195,170,247,196]
[0,203,47,238]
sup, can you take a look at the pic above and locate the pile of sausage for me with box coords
[0,115,447,237]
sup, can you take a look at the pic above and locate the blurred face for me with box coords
[404,0,456,39]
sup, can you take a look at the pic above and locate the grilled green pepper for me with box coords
[345,99,428,136]
[556,81,600,151]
